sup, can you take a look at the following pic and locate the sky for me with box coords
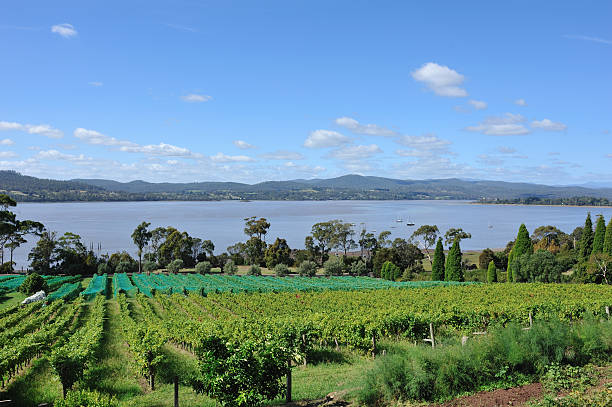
[0,1,611,185]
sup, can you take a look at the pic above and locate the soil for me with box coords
[432,382,544,407]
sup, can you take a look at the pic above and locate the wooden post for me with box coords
[371,334,377,357]
[286,359,292,403]
[174,376,179,407]
[606,306,610,318]
[423,323,435,348]
[461,335,468,346]
[529,311,533,328]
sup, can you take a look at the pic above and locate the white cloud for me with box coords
[395,134,452,150]
[0,121,63,138]
[411,62,468,97]
[36,149,91,163]
[260,150,304,160]
[89,81,103,87]
[0,138,14,145]
[181,94,212,103]
[465,113,530,136]
[304,130,350,148]
[51,23,77,38]
[514,99,527,106]
[477,154,504,166]
[497,146,517,154]
[334,117,397,137]
[328,144,382,160]
[468,100,487,110]
[531,119,567,132]
[210,153,256,163]
[74,128,202,158]
[233,140,256,149]
[563,35,612,45]
[0,151,17,159]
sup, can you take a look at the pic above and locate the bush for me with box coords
[380,261,401,281]
[274,263,289,277]
[323,256,344,276]
[195,261,212,275]
[297,260,317,277]
[167,259,183,273]
[54,389,118,407]
[223,259,238,275]
[97,263,111,274]
[0,261,15,273]
[143,260,157,272]
[115,261,136,274]
[247,264,262,276]
[350,260,368,276]
[19,272,49,295]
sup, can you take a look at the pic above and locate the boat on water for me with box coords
[406,217,415,226]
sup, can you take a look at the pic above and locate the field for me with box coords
[0,274,611,406]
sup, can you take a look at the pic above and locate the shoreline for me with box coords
[472,202,612,209]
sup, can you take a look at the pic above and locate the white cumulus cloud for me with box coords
[531,119,567,132]
[465,113,530,136]
[233,140,256,149]
[260,150,304,160]
[210,153,256,163]
[469,100,487,110]
[51,23,77,38]
[0,121,63,138]
[328,144,382,160]
[0,151,17,159]
[304,130,351,148]
[0,138,14,145]
[412,62,468,97]
[181,94,212,103]
[334,117,397,137]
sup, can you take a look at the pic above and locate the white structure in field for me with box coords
[22,290,46,305]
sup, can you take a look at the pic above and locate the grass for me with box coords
[0,290,26,309]
[1,357,63,404]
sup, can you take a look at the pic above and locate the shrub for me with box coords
[323,256,344,276]
[167,259,183,274]
[195,261,212,275]
[298,260,317,277]
[487,260,497,283]
[115,261,136,274]
[350,260,368,276]
[143,260,157,272]
[274,263,289,277]
[54,389,118,407]
[380,261,401,281]
[97,263,111,274]
[223,259,238,275]
[19,272,49,295]
[247,264,262,276]
[0,261,15,273]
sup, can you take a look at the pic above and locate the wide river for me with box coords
[10,200,612,269]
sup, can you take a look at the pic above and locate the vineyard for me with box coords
[0,275,611,406]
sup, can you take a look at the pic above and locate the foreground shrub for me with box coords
[115,261,136,273]
[195,261,212,274]
[223,259,238,275]
[142,260,157,272]
[298,260,318,277]
[350,260,368,276]
[247,264,262,276]
[274,263,289,277]
[323,256,344,276]
[54,389,118,407]
[167,259,184,273]
[18,272,48,294]
[359,318,612,404]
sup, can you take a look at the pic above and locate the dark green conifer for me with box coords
[508,224,533,274]
[604,217,612,256]
[487,260,497,283]
[445,239,463,282]
[431,238,445,281]
[592,215,606,254]
[580,213,594,258]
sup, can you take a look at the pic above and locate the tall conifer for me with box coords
[487,260,497,283]
[445,239,463,282]
[580,213,594,258]
[604,217,612,256]
[431,238,445,281]
[508,224,533,265]
[592,215,606,255]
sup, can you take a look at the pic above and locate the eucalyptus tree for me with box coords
[131,221,152,272]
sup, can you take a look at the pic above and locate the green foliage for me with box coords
[167,258,184,273]
[191,336,290,407]
[247,264,262,276]
[431,238,445,281]
[54,389,118,407]
[580,213,594,258]
[195,261,212,274]
[131,221,152,272]
[297,260,317,277]
[592,215,606,254]
[510,251,563,283]
[115,261,135,273]
[223,259,238,275]
[508,224,534,277]
[541,364,597,393]
[444,227,471,246]
[605,217,612,256]
[350,259,368,276]
[445,239,463,281]
[97,262,111,274]
[18,272,49,294]
[28,230,59,274]
[487,260,497,283]
[323,256,344,276]
[142,260,157,272]
[264,238,292,269]
[380,260,401,281]
[274,263,289,277]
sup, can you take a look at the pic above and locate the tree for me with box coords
[507,224,533,277]
[391,238,424,272]
[223,259,238,275]
[410,225,439,263]
[56,232,96,275]
[431,238,445,281]
[443,228,471,247]
[580,213,594,258]
[592,215,606,255]
[19,272,49,294]
[323,256,343,276]
[196,261,212,274]
[191,336,289,407]
[487,260,497,283]
[478,248,496,270]
[380,261,401,281]
[377,231,392,249]
[605,217,612,256]
[245,237,266,266]
[512,250,562,283]
[372,247,393,277]
[247,264,262,276]
[587,253,611,284]
[274,263,289,277]
[358,229,377,260]
[167,259,183,273]
[310,220,341,262]
[131,222,152,273]
[244,217,271,242]
[334,222,356,256]
[532,225,567,254]
[29,230,59,274]
[264,238,292,269]
[297,260,317,277]
[445,239,463,281]
[350,260,368,276]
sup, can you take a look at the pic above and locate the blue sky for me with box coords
[0,1,610,185]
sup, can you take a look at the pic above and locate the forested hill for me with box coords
[1,170,612,202]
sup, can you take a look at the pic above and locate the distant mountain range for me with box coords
[1,170,611,202]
